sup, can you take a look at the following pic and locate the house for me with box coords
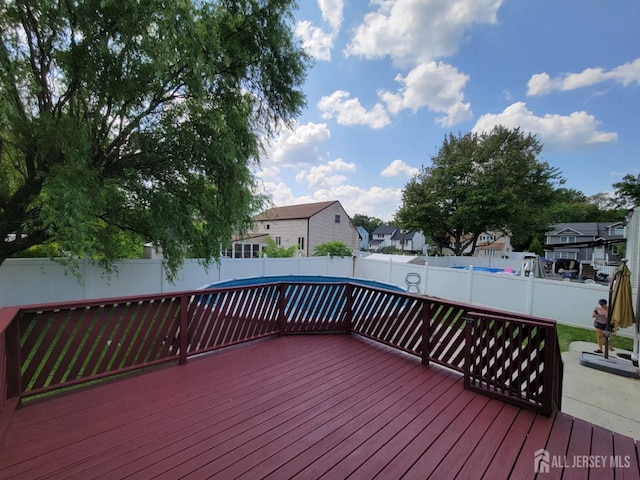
[474,232,514,258]
[356,226,369,250]
[441,231,513,258]
[543,222,625,266]
[390,229,426,254]
[226,200,360,257]
[369,225,397,251]
[369,225,425,253]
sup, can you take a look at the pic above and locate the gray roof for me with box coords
[372,225,397,235]
[547,222,624,239]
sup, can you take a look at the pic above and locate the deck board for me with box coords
[0,334,638,480]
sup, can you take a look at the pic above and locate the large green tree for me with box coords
[396,126,563,255]
[613,174,640,208]
[0,0,308,279]
[352,214,383,235]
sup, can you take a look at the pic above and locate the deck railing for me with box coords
[0,280,563,422]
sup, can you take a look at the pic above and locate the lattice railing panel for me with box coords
[464,312,555,414]
[18,298,180,396]
[350,286,424,355]
[284,283,347,332]
[187,285,281,354]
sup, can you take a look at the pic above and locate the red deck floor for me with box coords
[0,334,638,479]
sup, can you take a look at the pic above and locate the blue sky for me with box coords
[256,0,640,221]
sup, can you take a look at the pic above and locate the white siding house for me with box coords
[228,201,359,257]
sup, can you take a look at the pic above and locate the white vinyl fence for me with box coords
[353,256,633,337]
[0,256,353,307]
[0,255,633,338]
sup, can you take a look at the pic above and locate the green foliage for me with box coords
[0,0,309,281]
[613,174,640,209]
[259,236,296,258]
[397,126,562,255]
[527,237,543,256]
[313,241,352,257]
[352,214,384,235]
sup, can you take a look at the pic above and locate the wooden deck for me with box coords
[0,334,638,479]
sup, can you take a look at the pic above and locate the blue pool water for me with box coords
[450,266,506,273]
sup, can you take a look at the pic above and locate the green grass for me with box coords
[556,324,634,352]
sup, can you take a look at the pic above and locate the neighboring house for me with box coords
[474,232,514,258]
[369,226,426,253]
[369,225,398,251]
[227,201,359,258]
[356,226,370,250]
[440,231,513,257]
[390,230,426,254]
[543,222,625,266]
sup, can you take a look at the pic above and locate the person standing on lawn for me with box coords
[592,298,613,354]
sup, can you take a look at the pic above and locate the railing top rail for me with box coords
[465,310,558,328]
[12,280,408,314]
[0,306,20,335]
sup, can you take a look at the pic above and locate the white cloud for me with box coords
[295,20,334,61]
[265,122,331,168]
[379,61,473,126]
[318,0,344,31]
[292,185,404,222]
[381,159,419,178]
[345,0,503,66]
[318,90,391,129]
[296,158,356,188]
[294,0,344,61]
[472,102,618,150]
[527,58,640,95]
[256,181,403,222]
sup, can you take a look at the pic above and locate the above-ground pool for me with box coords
[200,274,406,292]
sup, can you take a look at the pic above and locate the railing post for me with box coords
[542,325,561,415]
[344,284,353,334]
[179,295,188,365]
[420,300,432,366]
[278,283,287,336]
[3,308,22,399]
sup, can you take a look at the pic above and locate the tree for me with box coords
[259,236,296,258]
[613,174,640,208]
[0,0,309,279]
[313,241,352,257]
[396,127,562,255]
[352,214,383,235]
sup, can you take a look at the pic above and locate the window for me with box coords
[335,214,341,223]
[484,249,498,257]
[266,224,270,230]
[275,236,281,246]
[560,236,576,243]
[298,236,305,250]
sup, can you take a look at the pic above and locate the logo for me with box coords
[534,449,632,473]
[534,448,550,473]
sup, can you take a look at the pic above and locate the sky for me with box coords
[255,0,640,222]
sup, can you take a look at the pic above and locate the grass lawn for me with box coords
[556,324,634,352]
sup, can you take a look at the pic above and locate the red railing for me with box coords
[0,280,563,420]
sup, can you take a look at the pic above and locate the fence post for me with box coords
[179,295,188,365]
